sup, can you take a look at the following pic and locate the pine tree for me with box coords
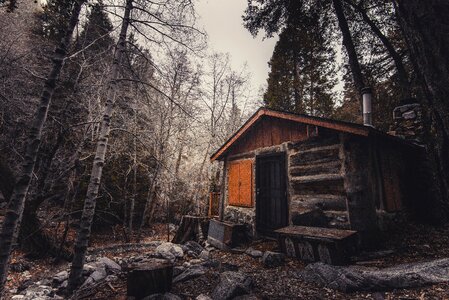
[41,0,78,41]
[263,3,336,117]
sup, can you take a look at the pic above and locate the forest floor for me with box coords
[4,222,449,300]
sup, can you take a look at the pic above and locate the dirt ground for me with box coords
[5,222,449,299]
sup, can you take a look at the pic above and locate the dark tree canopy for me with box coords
[263,2,336,117]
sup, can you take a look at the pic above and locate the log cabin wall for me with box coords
[219,114,423,240]
[222,116,312,237]
[227,116,309,157]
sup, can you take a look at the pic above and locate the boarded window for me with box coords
[228,160,253,207]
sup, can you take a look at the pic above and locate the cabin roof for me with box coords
[210,107,420,162]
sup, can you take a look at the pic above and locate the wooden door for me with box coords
[256,153,288,235]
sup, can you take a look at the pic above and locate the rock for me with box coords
[297,258,449,292]
[261,251,285,268]
[245,248,263,258]
[233,294,260,300]
[81,266,107,288]
[201,259,220,269]
[155,242,184,262]
[52,271,68,286]
[143,293,181,300]
[17,279,34,292]
[97,257,121,273]
[83,263,96,275]
[11,296,25,300]
[184,241,204,257]
[189,259,203,265]
[173,264,207,283]
[199,250,210,260]
[22,270,31,279]
[196,294,212,300]
[10,262,31,272]
[211,271,253,300]
[173,266,185,277]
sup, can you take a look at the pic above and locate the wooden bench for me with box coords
[275,225,358,265]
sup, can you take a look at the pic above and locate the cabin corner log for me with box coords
[127,259,173,299]
[341,134,379,247]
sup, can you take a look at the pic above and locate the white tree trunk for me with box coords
[67,0,133,290]
[0,0,84,294]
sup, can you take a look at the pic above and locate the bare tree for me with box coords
[0,0,85,294]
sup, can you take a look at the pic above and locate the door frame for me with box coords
[255,151,289,236]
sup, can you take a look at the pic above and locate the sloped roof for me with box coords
[210,107,419,162]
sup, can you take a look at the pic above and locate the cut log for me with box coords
[171,215,209,245]
[127,259,174,299]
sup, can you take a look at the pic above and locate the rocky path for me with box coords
[5,222,449,299]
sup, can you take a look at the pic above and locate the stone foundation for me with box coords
[224,206,256,237]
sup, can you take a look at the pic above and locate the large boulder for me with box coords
[211,271,253,300]
[52,271,68,286]
[155,242,184,262]
[297,258,449,292]
[261,251,285,268]
[173,264,207,283]
[245,248,263,259]
[97,257,121,273]
[81,265,107,288]
[184,241,204,257]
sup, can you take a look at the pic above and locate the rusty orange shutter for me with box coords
[238,160,253,207]
[228,162,240,206]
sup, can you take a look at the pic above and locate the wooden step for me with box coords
[291,174,346,195]
[290,161,341,176]
[290,144,340,166]
[275,225,358,265]
[290,194,347,211]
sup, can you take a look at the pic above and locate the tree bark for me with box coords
[137,162,161,240]
[344,0,411,99]
[332,0,365,100]
[67,0,133,291]
[0,0,84,294]
[393,0,449,221]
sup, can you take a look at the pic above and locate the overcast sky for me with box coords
[196,0,278,92]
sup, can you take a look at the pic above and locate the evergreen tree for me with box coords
[263,3,336,117]
[41,0,78,41]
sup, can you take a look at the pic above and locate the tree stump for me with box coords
[127,259,174,299]
[171,215,209,244]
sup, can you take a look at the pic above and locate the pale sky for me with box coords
[196,0,278,91]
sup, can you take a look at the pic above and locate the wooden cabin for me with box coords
[209,107,426,253]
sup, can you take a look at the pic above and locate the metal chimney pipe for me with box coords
[361,87,373,127]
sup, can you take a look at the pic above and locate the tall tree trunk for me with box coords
[19,132,72,260]
[137,162,161,240]
[394,0,449,221]
[128,98,138,238]
[344,0,411,99]
[332,0,365,102]
[0,0,84,294]
[67,0,133,291]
